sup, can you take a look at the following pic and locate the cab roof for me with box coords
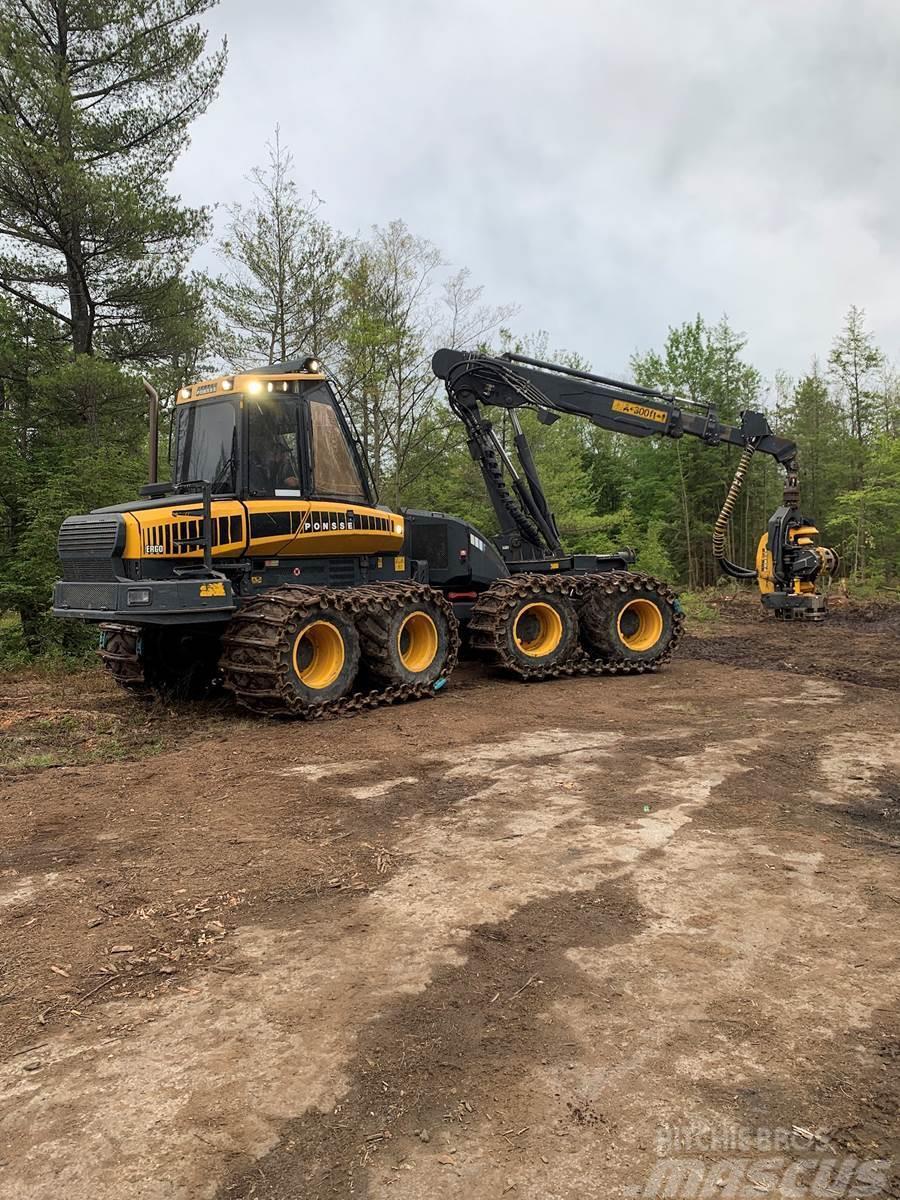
[177,367,327,404]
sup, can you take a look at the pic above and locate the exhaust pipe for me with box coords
[144,378,159,484]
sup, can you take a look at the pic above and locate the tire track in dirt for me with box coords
[0,727,760,1200]
[3,658,899,1200]
[348,746,900,1200]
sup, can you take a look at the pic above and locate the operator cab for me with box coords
[171,357,372,504]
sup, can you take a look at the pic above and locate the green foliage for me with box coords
[216,130,350,367]
[829,435,900,583]
[0,353,148,653]
[780,365,850,529]
[629,315,765,588]
[0,0,225,360]
[828,305,885,451]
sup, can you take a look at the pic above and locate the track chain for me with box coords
[218,582,460,719]
[98,623,149,690]
[100,574,680,714]
[468,571,684,680]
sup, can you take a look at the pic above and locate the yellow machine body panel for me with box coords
[123,499,404,564]
[755,531,775,594]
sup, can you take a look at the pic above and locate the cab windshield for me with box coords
[246,383,367,501]
[173,398,238,491]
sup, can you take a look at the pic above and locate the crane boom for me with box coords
[432,347,835,619]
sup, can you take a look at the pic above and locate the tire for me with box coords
[98,624,147,690]
[359,594,454,686]
[280,606,360,705]
[498,589,579,672]
[580,583,676,664]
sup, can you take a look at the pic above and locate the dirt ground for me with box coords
[1,597,899,1200]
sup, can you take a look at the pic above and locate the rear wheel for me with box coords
[580,583,675,664]
[359,592,455,686]
[512,601,564,659]
[505,593,578,670]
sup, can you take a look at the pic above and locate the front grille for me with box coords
[58,516,124,559]
[61,560,118,582]
[54,582,119,612]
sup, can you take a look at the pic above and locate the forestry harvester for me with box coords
[52,350,836,717]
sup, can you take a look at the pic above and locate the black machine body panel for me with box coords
[405,510,508,592]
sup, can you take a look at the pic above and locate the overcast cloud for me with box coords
[171,0,900,388]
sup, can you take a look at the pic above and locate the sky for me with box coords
[171,0,900,390]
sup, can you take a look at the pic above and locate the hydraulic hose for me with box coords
[714,444,760,581]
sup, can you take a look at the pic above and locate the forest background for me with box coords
[2,1,897,660]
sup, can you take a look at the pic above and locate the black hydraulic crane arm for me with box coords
[432,347,801,579]
[433,348,798,466]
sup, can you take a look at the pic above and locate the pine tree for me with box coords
[0,0,225,361]
[781,362,849,530]
[827,307,885,576]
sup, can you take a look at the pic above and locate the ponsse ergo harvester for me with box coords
[53,350,837,717]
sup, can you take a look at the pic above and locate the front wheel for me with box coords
[99,623,224,697]
[281,607,361,705]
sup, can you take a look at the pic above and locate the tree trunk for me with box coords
[67,256,93,355]
[675,443,694,588]
[55,5,95,357]
[18,601,45,657]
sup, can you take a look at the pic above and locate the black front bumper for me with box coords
[53,578,236,624]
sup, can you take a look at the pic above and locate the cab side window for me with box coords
[309,392,366,501]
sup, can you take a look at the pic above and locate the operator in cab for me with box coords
[271,438,299,490]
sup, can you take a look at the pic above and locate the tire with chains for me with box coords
[100,572,681,714]
[98,623,150,691]
[356,582,456,684]
[218,582,460,719]
[468,571,683,679]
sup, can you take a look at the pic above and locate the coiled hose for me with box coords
[713,444,760,580]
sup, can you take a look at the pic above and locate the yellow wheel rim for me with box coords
[617,598,664,652]
[292,620,345,689]
[513,602,563,658]
[397,611,439,673]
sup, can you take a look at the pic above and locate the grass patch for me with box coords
[678,590,722,624]
[1,662,252,778]
[827,580,900,605]
[1,700,166,774]
[0,609,99,670]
